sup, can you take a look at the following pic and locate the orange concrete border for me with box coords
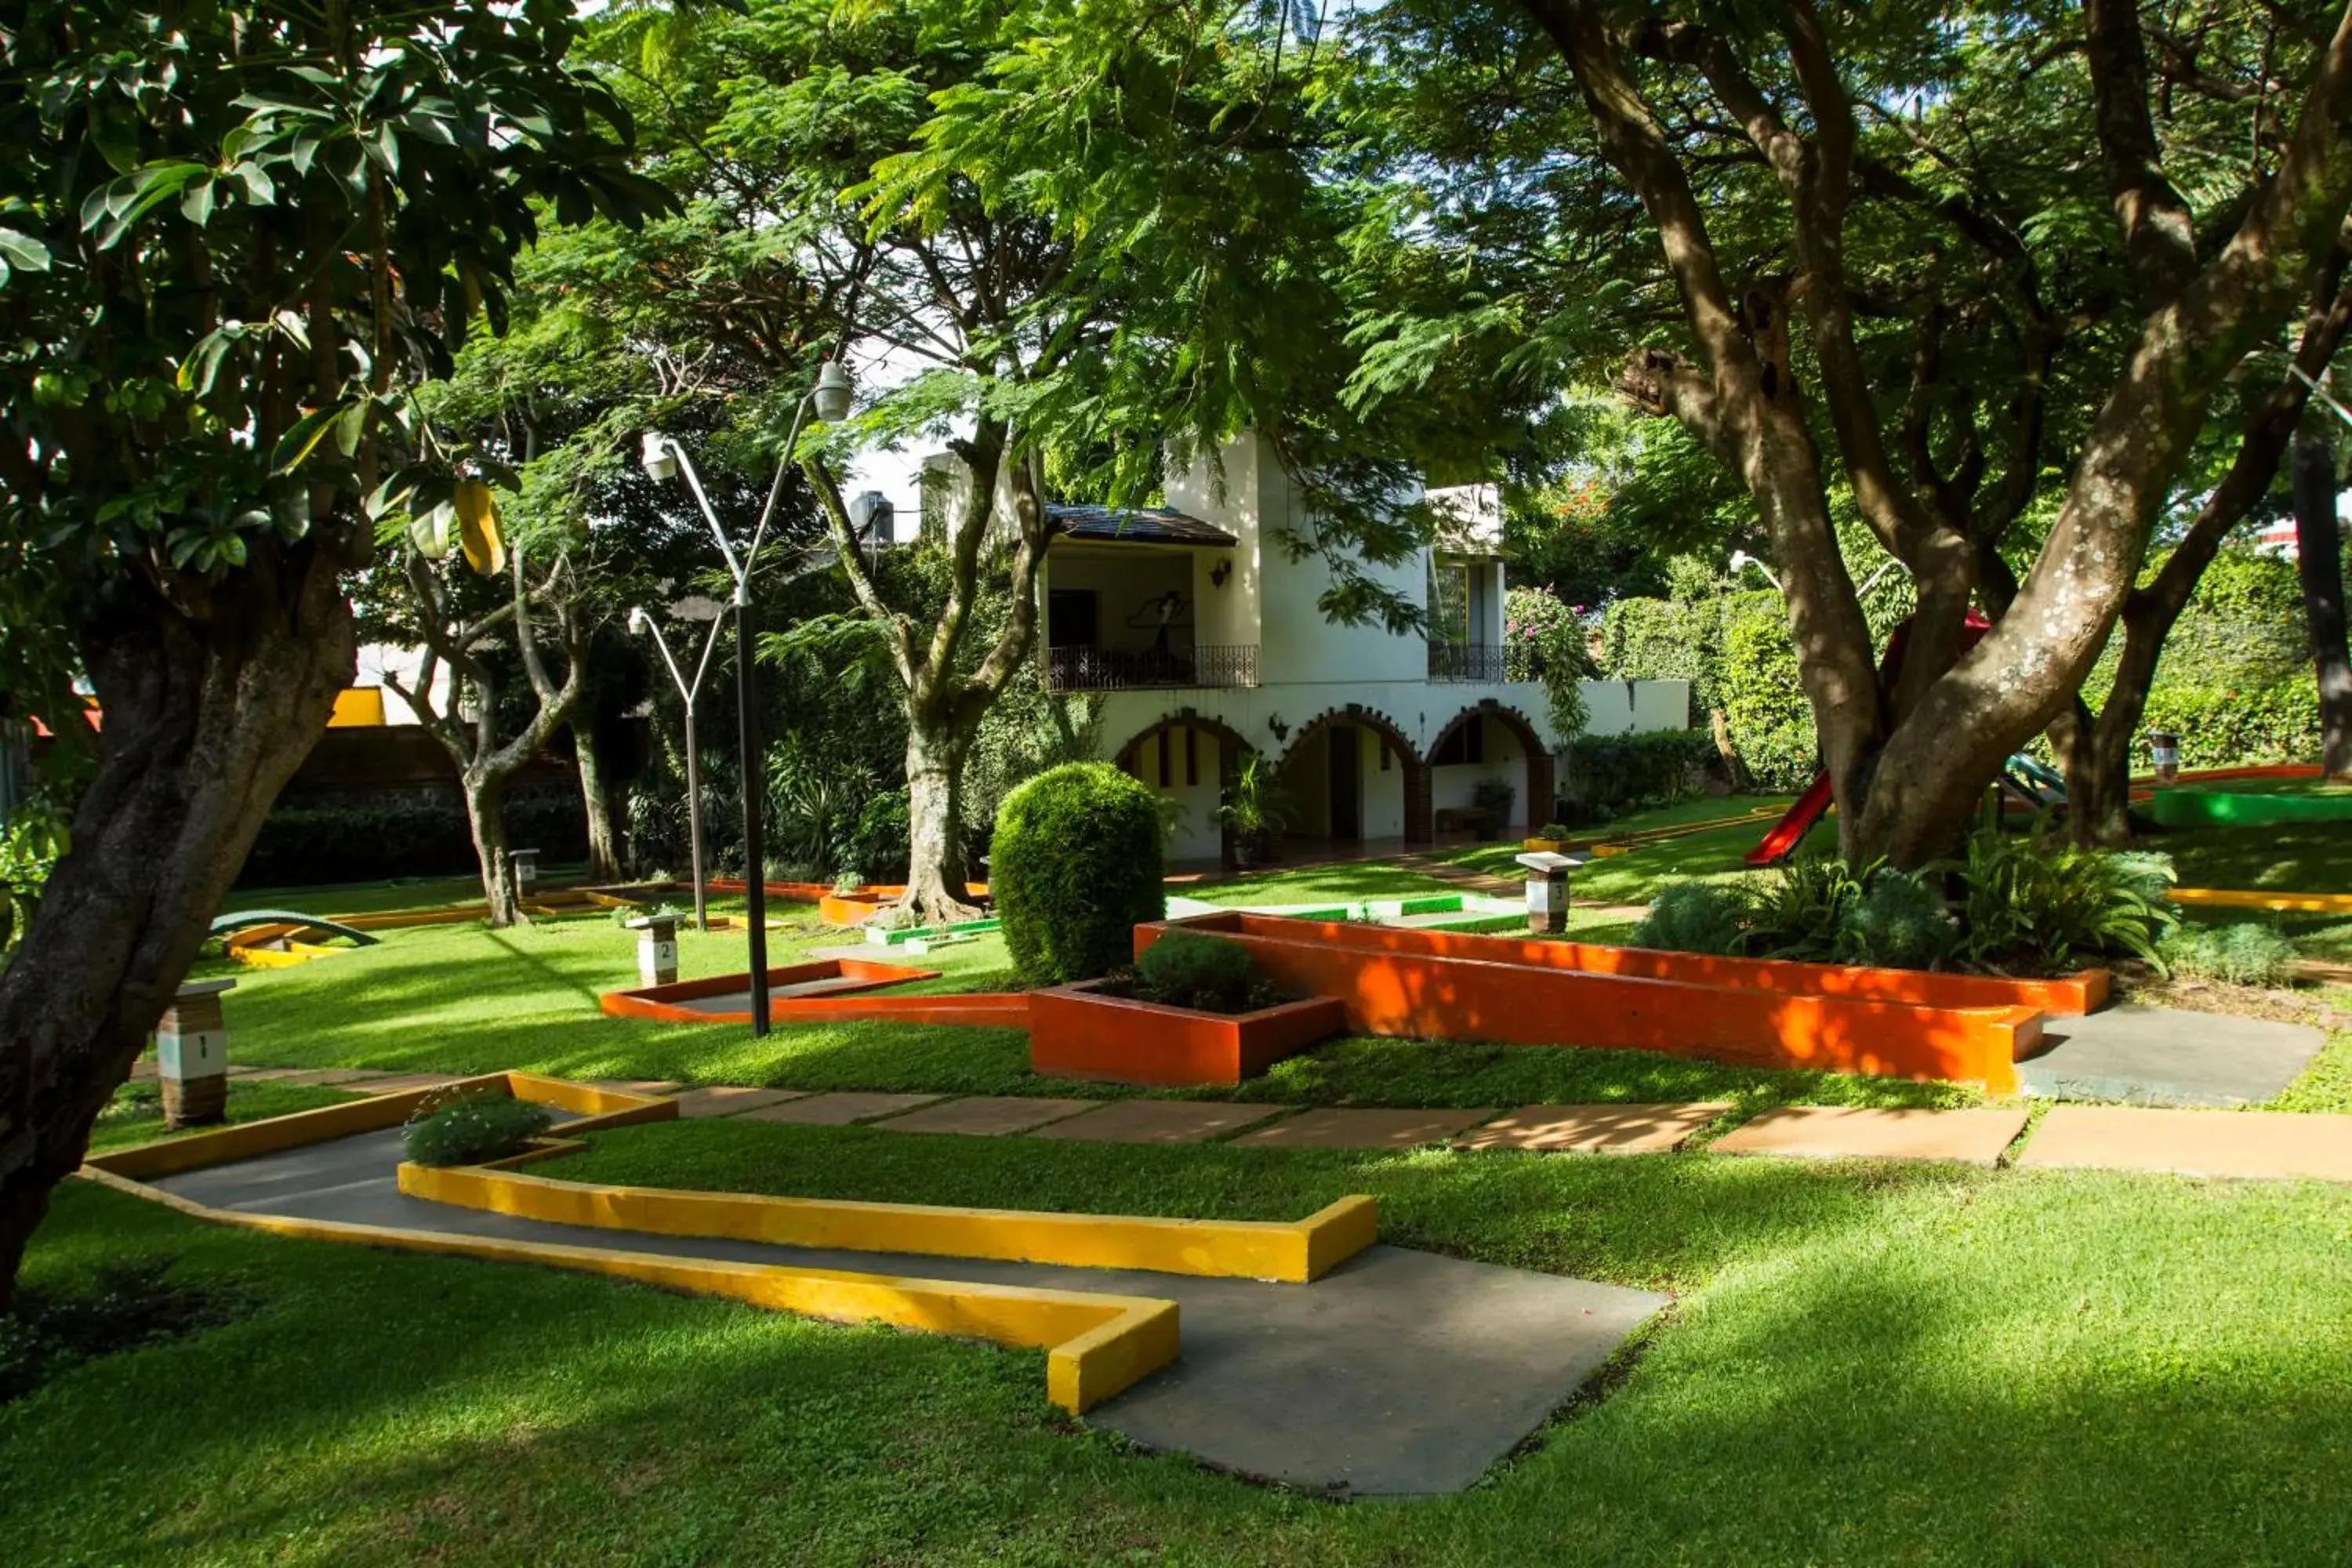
[1156,911,2106,1017]
[1029,982,1346,1087]
[399,1161,1377,1284]
[597,959,1029,1028]
[1139,913,2034,1093]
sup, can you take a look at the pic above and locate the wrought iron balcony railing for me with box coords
[1044,644,1259,692]
[1426,641,1510,682]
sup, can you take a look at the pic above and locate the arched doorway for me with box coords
[1274,706,1430,848]
[1427,701,1552,837]
[1114,713,1257,869]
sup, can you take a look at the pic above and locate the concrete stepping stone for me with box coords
[583,1079,684,1095]
[1456,1102,1730,1154]
[2018,1004,2325,1106]
[2017,1105,2352,1181]
[735,1091,946,1126]
[878,1096,1098,1137]
[671,1086,805,1119]
[294,1068,395,1086]
[1232,1107,1496,1150]
[1709,1105,2027,1166]
[359,1074,463,1094]
[1029,1101,1291,1144]
[234,1068,319,1083]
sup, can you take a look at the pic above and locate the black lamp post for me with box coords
[639,361,855,1035]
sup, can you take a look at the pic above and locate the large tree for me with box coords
[1340,0,2352,862]
[0,1,660,1302]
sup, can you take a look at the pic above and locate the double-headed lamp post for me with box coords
[626,598,727,931]
[640,359,855,1036]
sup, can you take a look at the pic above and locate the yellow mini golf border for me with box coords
[75,1072,1373,1412]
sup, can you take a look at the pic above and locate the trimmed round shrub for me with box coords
[402,1095,554,1167]
[1137,931,1255,1011]
[1836,869,1958,969]
[993,761,1166,985]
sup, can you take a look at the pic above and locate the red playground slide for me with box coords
[1744,608,1993,866]
[1745,772,1834,865]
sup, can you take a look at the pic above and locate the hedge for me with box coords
[236,797,587,888]
[1563,729,1720,814]
[991,761,1166,985]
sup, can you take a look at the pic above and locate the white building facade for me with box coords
[1032,433,1689,865]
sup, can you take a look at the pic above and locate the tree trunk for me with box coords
[901,720,978,926]
[460,770,521,927]
[572,719,622,882]
[0,548,352,1306]
[2293,426,2352,776]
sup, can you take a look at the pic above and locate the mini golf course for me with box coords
[85,1076,1664,1497]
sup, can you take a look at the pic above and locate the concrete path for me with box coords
[152,1127,1664,1497]
[2018,1004,2325,1106]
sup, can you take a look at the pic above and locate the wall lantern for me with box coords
[1210,558,1232,589]
[1268,713,1290,744]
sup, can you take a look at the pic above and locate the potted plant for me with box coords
[1523,821,1578,853]
[1029,930,1345,1086]
[1471,775,1516,841]
[1218,750,1298,868]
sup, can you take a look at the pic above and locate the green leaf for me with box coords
[179,176,215,227]
[0,229,50,274]
[331,398,368,459]
[234,162,276,205]
[273,403,349,472]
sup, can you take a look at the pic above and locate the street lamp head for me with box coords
[626,605,652,636]
[1728,549,1755,572]
[810,361,855,423]
[639,431,679,481]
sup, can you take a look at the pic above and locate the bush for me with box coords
[2160,922,2299,987]
[1135,931,1256,1011]
[401,1095,554,1167]
[238,796,586,887]
[1940,829,2180,975]
[1744,856,1867,962]
[1632,880,1750,956]
[993,761,1167,985]
[1563,728,1719,815]
[1838,868,1959,969]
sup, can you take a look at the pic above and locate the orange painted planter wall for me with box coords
[1029,983,1346,1087]
[1153,911,2105,1017]
[1139,913,2034,1093]
[600,959,1027,1029]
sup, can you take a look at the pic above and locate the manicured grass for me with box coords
[1444,793,1801,904]
[1190,860,1467,906]
[2159,820,2352,895]
[9,1134,2349,1564]
[204,909,1977,1112]
[220,869,581,917]
[86,1079,365,1154]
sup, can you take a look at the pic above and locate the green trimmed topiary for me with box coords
[993,761,1167,985]
[402,1095,554,1167]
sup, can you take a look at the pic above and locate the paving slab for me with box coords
[1232,1107,1497,1150]
[1030,1101,1292,1144]
[357,1074,464,1094]
[670,1086,805,1119]
[735,1091,946,1126]
[2018,1004,2325,1107]
[234,1068,320,1083]
[1709,1105,2027,1166]
[582,1079,684,1096]
[877,1095,1098,1137]
[1456,1102,1731,1154]
[151,1126,1666,1495]
[2017,1105,2352,1180]
[292,1068,395,1086]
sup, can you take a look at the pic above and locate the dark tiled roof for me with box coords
[1045,503,1236,547]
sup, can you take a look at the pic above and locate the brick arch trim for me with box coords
[1112,712,1259,869]
[1428,700,1556,830]
[1272,705,1432,845]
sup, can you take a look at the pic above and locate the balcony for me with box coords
[1044,644,1259,692]
[1426,641,1509,683]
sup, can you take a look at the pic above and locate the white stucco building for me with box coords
[1015,432,1688,864]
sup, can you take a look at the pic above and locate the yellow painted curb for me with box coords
[2173,887,2352,914]
[82,1073,677,1183]
[397,1163,1378,1284]
[77,1165,1174,1413]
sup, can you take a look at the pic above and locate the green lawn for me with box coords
[6,1131,2347,1564]
[87,1079,365,1154]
